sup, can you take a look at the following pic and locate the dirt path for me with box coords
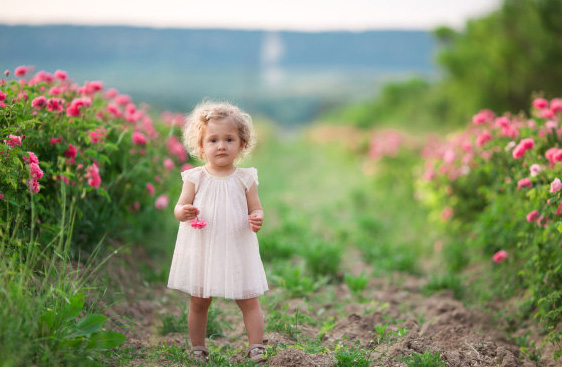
[101,131,556,366]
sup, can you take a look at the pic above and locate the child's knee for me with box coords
[236,297,261,312]
[190,296,213,312]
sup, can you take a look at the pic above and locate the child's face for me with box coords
[200,118,244,167]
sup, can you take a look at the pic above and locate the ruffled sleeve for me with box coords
[240,167,259,192]
[181,167,203,191]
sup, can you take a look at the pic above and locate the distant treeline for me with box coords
[324,0,562,129]
[0,25,437,125]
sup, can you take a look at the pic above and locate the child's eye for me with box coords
[210,139,217,143]
[227,138,233,142]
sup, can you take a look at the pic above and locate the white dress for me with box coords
[167,166,269,299]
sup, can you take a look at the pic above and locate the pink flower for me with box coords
[146,182,155,195]
[517,178,532,190]
[476,130,492,147]
[22,151,38,165]
[472,112,489,125]
[556,202,562,215]
[551,98,562,114]
[86,80,104,94]
[492,250,508,263]
[530,164,542,177]
[5,134,22,147]
[512,144,527,159]
[532,98,548,109]
[50,136,62,145]
[550,178,562,193]
[85,163,101,188]
[27,178,40,194]
[54,70,68,80]
[191,217,207,229]
[115,94,131,105]
[56,175,69,185]
[32,96,47,109]
[520,138,535,150]
[154,194,169,210]
[64,144,77,159]
[29,163,43,180]
[48,86,62,96]
[105,88,118,99]
[545,147,560,165]
[441,207,454,221]
[47,98,64,113]
[181,163,194,172]
[163,158,175,170]
[526,210,540,223]
[0,192,3,200]
[537,215,549,228]
[495,117,510,128]
[0,91,6,102]
[14,66,28,77]
[88,128,106,144]
[132,131,147,145]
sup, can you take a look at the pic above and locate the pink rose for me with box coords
[5,134,22,147]
[530,164,542,177]
[517,178,532,190]
[132,132,147,145]
[23,151,39,165]
[29,163,44,180]
[532,98,548,109]
[14,66,28,77]
[54,70,68,80]
[154,194,169,210]
[85,163,101,188]
[492,250,508,263]
[0,91,6,102]
[520,138,535,150]
[550,178,562,193]
[476,130,492,147]
[146,182,155,195]
[163,158,175,170]
[512,144,526,159]
[27,178,40,194]
[64,144,77,159]
[50,136,62,145]
[441,207,454,221]
[526,210,539,223]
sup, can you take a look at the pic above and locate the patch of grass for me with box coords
[401,350,447,367]
[344,271,369,298]
[159,302,189,335]
[334,341,372,367]
[423,273,465,299]
[301,239,343,280]
[207,305,232,339]
[271,264,329,298]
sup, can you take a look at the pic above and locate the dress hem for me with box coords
[167,285,268,300]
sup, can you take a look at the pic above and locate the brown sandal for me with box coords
[246,344,266,363]
[192,345,209,363]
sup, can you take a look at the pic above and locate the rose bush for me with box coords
[0,66,191,255]
[417,97,562,358]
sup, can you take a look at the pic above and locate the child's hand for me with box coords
[178,204,200,222]
[248,213,264,233]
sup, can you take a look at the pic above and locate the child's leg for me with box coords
[188,296,213,346]
[235,297,264,345]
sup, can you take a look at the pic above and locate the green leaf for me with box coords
[62,292,85,322]
[70,314,107,337]
[558,222,562,233]
[85,330,126,350]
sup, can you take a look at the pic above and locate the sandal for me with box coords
[192,345,209,363]
[246,344,266,363]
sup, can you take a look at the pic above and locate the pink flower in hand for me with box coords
[550,178,562,193]
[492,250,508,263]
[191,217,207,229]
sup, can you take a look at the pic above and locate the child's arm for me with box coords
[246,182,264,233]
[174,180,199,222]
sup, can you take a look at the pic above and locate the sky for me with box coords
[0,0,503,31]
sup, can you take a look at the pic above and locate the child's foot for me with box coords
[246,344,266,363]
[192,345,209,363]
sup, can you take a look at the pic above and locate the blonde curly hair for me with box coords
[183,100,256,161]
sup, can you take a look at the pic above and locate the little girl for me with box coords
[167,101,268,363]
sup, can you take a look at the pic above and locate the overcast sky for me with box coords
[0,0,503,31]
